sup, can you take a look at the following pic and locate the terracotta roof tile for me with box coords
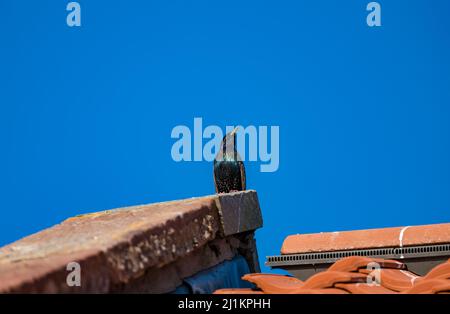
[241,273,304,294]
[216,256,450,294]
[334,283,397,294]
[213,288,264,294]
[301,271,367,289]
[328,256,405,273]
[281,223,450,254]
[359,268,419,292]
[215,222,450,294]
[423,262,450,280]
[403,279,450,294]
[288,288,349,294]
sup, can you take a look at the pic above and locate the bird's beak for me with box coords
[230,127,239,136]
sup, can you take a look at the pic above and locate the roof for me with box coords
[281,223,450,254]
[0,190,263,293]
[266,223,450,280]
[215,256,450,294]
[216,222,450,294]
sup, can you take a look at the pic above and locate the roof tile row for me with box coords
[281,223,450,254]
[214,256,450,294]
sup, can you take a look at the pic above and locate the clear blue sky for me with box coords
[0,1,449,273]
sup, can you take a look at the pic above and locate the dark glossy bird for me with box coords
[213,127,246,193]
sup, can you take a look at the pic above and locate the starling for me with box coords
[213,127,246,193]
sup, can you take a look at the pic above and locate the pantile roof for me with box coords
[281,223,450,254]
[215,256,450,294]
[216,222,450,294]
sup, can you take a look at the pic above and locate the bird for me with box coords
[213,127,246,194]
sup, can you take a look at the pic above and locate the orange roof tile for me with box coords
[214,222,450,294]
[328,256,405,272]
[403,279,450,294]
[335,283,397,294]
[214,256,450,294]
[359,268,419,291]
[288,288,349,294]
[423,261,450,280]
[213,288,264,294]
[281,223,450,254]
[301,271,367,290]
[241,273,304,294]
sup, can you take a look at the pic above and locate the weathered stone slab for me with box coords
[215,190,263,237]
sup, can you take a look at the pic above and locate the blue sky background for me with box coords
[0,1,449,273]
